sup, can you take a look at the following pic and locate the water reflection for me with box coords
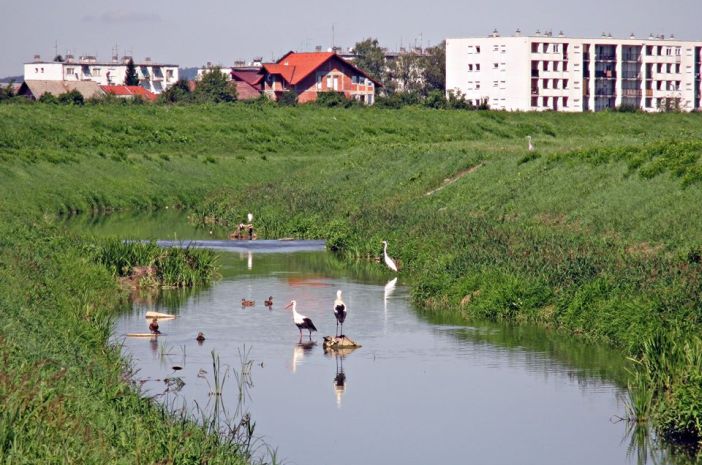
[324,346,359,408]
[291,341,316,374]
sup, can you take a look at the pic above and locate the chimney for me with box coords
[33,54,41,62]
[315,45,322,52]
[535,29,541,37]
[112,54,119,63]
[558,31,564,38]
[145,57,152,63]
[629,33,635,39]
[514,28,521,37]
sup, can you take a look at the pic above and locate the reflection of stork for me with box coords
[382,240,398,272]
[333,354,347,408]
[333,290,347,337]
[247,251,253,270]
[291,341,316,373]
[285,300,317,341]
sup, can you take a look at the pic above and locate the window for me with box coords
[93,68,101,76]
[166,69,173,79]
[468,64,473,71]
[326,75,332,88]
[493,45,499,52]
[667,64,672,73]
[675,64,680,73]
[554,62,559,72]
[493,63,498,69]
[476,64,480,71]
[500,63,506,71]
[563,79,569,89]
[66,67,74,75]
[40,67,44,73]
[476,46,481,53]
[543,79,549,89]
[475,81,481,90]
[666,47,672,56]
[493,80,498,87]
[467,81,473,90]
[553,44,560,53]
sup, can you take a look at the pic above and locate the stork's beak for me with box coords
[285,301,293,309]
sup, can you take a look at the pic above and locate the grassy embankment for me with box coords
[1,104,702,459]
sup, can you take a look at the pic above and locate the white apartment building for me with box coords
[24,54,179,94]
[446,32,702,112]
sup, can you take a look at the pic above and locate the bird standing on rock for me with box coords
[285,300,317,341]
[333,290,347,337]
[382,240,398,272]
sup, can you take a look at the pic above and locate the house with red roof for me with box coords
[260,52,380,104]
[100,85,157,102]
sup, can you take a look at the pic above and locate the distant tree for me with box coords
[353,38,387,83]
[58,90,84,105]
[193,68,237,103]
[0,81,16,101]
[124,58,139,86]
[277,89,298,106]
[53,54,64,62]
[421,41,446,94]
[388,53,423,95]
[159,79,192,103]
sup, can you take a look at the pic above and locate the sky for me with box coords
[1,0,701,76]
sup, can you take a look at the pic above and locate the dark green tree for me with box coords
[0,81,16,101]
[124,58,139,86]
[421,41,446,94]
[193,68,237,103]
[58,90,84,105]
[159,79,192,103]
[38,92,59,104]
[353,38,386,83]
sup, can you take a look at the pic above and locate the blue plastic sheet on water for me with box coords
[153,239,326,253]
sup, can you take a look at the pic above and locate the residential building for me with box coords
[23,54,179,94]
[260,51,380,104]
[17,80,104,100]
[101,85,157,102]
[446,32,702,112]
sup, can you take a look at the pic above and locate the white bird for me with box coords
[527,135,534,152]
[382,240,398,272]
[247,212,253,223]
[333,290,347,337]
[285,300,317,340]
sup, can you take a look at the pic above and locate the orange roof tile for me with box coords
[100,85,157,101]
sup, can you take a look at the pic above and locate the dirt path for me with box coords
[425,163,483,196]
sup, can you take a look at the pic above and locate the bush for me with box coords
[38,92,59,104]
[277,90,298,106]
[314,91,357,108]
[193,68,237,103]
[58,90,84,106]
[159,79,192,104]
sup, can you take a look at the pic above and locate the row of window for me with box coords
[531,96,577,108]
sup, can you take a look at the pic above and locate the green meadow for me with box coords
[1,103,702,460]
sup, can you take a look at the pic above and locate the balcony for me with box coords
[622,89,642,97]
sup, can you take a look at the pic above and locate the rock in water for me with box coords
[323,335,362,349]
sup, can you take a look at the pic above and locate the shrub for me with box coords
[277,90,298,106]
[58,90,84,106]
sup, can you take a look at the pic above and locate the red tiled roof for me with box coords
[262,51,381,86]
[232,70,263,86]
[100,85,157,101]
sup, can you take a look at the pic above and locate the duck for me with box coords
[196,332,206,342]
[241,298,255,307]
[264,296,273,307]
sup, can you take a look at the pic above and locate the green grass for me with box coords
[2,103,702,457]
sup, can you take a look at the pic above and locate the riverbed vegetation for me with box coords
[1,103,702,459]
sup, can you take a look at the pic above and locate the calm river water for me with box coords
[71,212,683,465]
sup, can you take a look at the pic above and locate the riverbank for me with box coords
[1,104,702,457]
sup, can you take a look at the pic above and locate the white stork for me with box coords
[247,212,254,223]
[333,290,347,337]
[527,135,534,152]
[382,240,398,272]
[285,300,317,340]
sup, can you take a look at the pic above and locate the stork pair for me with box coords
[284,290,347,341]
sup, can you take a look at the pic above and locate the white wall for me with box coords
[447,35,702,112]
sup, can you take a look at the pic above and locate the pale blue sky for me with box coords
[1,0,700,76]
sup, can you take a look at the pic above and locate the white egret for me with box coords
[382,240,398,272]
[527,135,534,152]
